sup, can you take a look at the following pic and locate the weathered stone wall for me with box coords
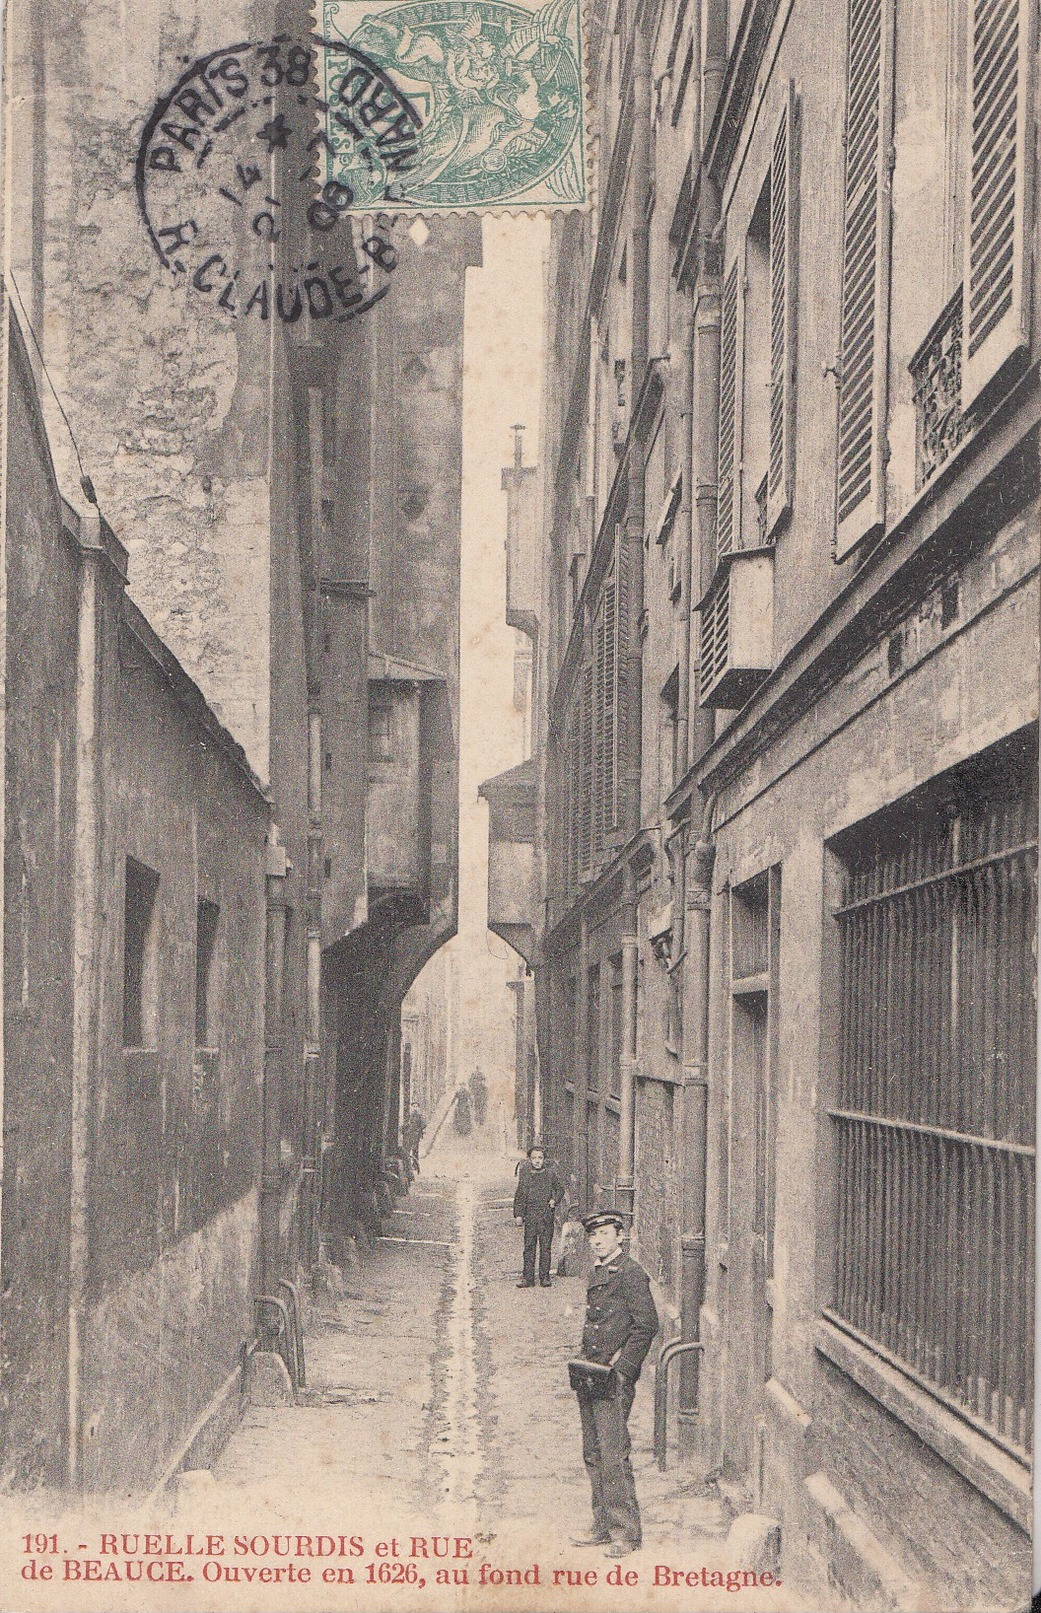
[1,301,270,1492]
[82,1193,259,1493]
[0,319,81,1488]
[8,0,282,776]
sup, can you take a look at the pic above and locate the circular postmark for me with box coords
[136,36,422,322]
[319,0,584,209]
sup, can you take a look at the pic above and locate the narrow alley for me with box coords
[165,1091,802,1613]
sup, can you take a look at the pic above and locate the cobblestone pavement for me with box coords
[191,1101,803,1610]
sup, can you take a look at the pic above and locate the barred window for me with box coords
[829,730,1037,1457]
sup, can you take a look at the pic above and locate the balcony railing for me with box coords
[910,288,964,489]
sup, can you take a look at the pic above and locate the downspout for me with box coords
[676,0,727,1440]
[67,511,105,1489]
[614,21,651,1228]
[679,791,717,1434]
[303,712,323,1268]
[617,864,639,1223]
[303,386,325,1271]
[620,26,651,839]
[575,910,590,1202]
[261,832,289,1299]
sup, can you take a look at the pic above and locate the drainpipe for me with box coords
[674,0,726,1439]
[304,384,325,1271]
[303,708,323,1267]
[678,797,716,1435]
[617,864,639,1224]
[67,514,104,1489]
[607,21,651,1234]
[574,910,590,1203]
[674,292,695,776]
[261,830,289,1299]
[620,26,651,838]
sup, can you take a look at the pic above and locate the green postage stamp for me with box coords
[315,0,588,212]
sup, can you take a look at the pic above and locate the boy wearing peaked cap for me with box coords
[569,1210,658,1558]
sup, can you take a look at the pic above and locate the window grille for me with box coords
[830,734,1037,1456]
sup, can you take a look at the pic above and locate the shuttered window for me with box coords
[961,0,1033,408]
[716,261,741,559]
[767,82,799,536]
[834,0,895,561]
[565,706,579,890]
[579,661,594,876]
[595,574,619,844]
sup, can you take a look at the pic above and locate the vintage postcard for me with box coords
[0,0,1035,1610]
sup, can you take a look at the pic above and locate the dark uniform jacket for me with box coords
[580,1253,659,1382]
[513,1164,564,1222]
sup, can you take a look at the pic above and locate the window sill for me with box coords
[816,1315,1030,1531]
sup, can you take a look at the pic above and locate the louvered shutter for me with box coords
[579,661,594,876]
[593,600,606,860]
[601,575,618,835]
[716,260,741,559]
[961,0,1034,408]
[767,81,799,537]
[834,0,895,561]
[565,707,578,889]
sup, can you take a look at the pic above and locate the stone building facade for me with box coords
[3,0,476,1490]
[492,0,1038,1601]
[1,299,270,1491]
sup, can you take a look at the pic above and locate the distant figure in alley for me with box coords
[404,1103,425,1172]
[569,1210,659,1559]
[469,1067,487,1125]
[513,1142,564,1287]
[453,1085,472,1136]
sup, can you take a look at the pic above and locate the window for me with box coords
[609,953,623,1101]
[123,858,159,1049]
[593,567,619,850]
[961,0,1033,407]
[741,182,772,542]
[586,963,601,1095]
[579,662,594,874]
[369,698,393,763]
[732,871,780,1268]
[660,666,680,795]
[716,83,799,565]
[834,0,896,559]
[195,898,220,1048]
[829,732,1037,1457]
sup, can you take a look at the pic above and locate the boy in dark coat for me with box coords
[570,1209,659,1557]
[512,1143,564,1287]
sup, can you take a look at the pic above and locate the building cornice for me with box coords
[546,824,660,949]
[668,373,1040,814]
